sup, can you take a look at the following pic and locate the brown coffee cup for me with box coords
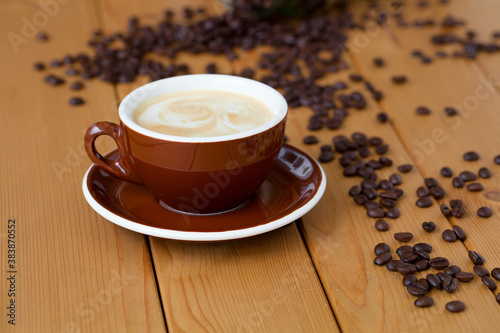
[84,74,287,214]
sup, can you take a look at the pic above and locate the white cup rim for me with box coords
[119,74,288,143]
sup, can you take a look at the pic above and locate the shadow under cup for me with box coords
[85,75,288,215]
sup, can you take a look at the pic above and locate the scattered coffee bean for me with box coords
[401,252,419,263]
[303,135,319,145]
[424,177,439,188]
[495,155,500,165]
[70,81,84,90]
[397,263,417,275]
[320,144,332,152]
[69,97,85,106]
[450,199,466,218]
[459,171,477,182]
[389,173,402,185]
[386,207,400,219]
[403,274,417,287]
[437,272,452,281]
[34,62,45,71]
[397,164,413,173]
[37,32,49,41]
[318,151,335,163]
[376,112,389,123]
[374,219,389,232]
[392,75,408,84]
[445,265,461,277]
[415,260,430,271]
[444,107,458,116]
[463,151,480,161]
[413,243,432,253]
[374,252,393,266]
[474,265,490,277]
[44,74,65,86]
[396,245,414,256]
[66,68,80,76]
[467,182,484,192]
[455,272,474,282]
[415,106,431,115]
[430,186,445,199]
[421,56,433,64]
[386,260,403,271]
[373,57,385,67]
[379,157,393,167]
[374,243,391,255]
[367,207,386,218]
[491,268,500,281]
[478,167,491,178]
[443,277,458,293]
[394,232,413,242]
[429,257,450,270]
[445,300,465,313]
[416,197,433,208]
[440,203,452,217]
[452,225,467,241]
[442,229,458,242]
[422,221,436,233]
[440,166,453,177]
[481,276,497,291]
[416,186,430,197]
[497,293,500,304]
[407,279,430,296]
[468,250,485,265]
[375,144,389,155]
[349,73,363,82]
[477,206,492,218]
[427,274,443,290]
[452,177,464,188]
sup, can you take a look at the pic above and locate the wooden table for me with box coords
[1,0,500,331]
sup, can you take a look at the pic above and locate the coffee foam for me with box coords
[134,90,275,137]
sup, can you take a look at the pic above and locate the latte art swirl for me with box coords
[134,90,274,137]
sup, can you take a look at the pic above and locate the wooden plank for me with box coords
[95,0,339,331]
[0,1,165,332]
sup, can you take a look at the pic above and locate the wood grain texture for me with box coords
[0,1,164,332]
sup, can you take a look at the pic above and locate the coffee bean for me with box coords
[397,263,417,275]
[492,268,500,281]
[69,97,85,106]
[450,199,465,218]
[407,282,429,297]
[365,201,381,209]
[70,81,84,90]
[318,151,335,163]
[467,182,483,192]
[440,204,452,217]
[495,155,500,165]
[497,293,500,304]
[416,186,430,197]
[415,106,431,115]
[373,57,385,67]
[452,177,464,188]
[34,62,45,71]
[429,257,450,270]
[468,251,485,265]
[394,232,413,242]
[416,197,433,208]
[396,245,414,256]
[349,185,362,196]
[375,144,389,155]
[379,190,398,200]
[374,243,391,255]
[44,74,65,86]
[425,178,439,188]
[421,57,433,64]
[389,173,402,185]
[386,260,403,271]
[481,276,497,291]
[349,73,363,82]
[380,198,396,208]
[413,243,432,253]
[415,260,430,271]
[363,188,378,200]
[401,252,419,263]
[379,157,393,167]
[426,274,443,290]
[422,221,436,232]
[440,167,453,177]
[376,112,389,123]
[463,151,480,161]
[444,265,461,277]
[403,274,417,286]
[478,167,491,178]
[386,207,400,219]
[442,229,457,242]
[444,107,458,116]
[455,272,474,282]
[367,207,386,218]
[303,135,319,145]
[459,171,477,182]
[397,164,413,173]
[374,252,393,266]
[452,225,467,241]
[443,277,458,293]
[477,206,492,218]
[473,265,489,277]
[445,300,465,313]
[437,272,452,281]
[392,75,408,84]
[37,32,49,41]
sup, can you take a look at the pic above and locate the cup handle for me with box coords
[84,121,143,184]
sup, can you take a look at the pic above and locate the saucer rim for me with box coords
[82,145,326,242]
